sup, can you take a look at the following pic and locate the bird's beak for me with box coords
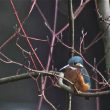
[59,64,69,71]
[76,63,83,67]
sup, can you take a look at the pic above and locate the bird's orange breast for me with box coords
[64,67,90,92]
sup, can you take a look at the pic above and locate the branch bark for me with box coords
[68,0,74,109]
[0,70,110,97]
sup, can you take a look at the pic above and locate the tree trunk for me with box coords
[97,0,110,79]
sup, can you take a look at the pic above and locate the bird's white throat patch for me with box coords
[69,66,77,70]
[76,63,83,67]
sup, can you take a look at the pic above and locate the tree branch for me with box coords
[0,71,48,84]
[68,0,74,109]
[0,70,110,97]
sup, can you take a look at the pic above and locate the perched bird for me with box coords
[60,56,91,92]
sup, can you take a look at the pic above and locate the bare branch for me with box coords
[0,70,109,97]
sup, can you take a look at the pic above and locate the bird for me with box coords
[60,56,91,93]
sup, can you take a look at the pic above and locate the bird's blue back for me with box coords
[80,67,91,89]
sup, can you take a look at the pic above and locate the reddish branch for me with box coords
[37,0,59,110]
[10,0,45,70]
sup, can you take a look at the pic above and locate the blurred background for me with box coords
[0,0,109,110]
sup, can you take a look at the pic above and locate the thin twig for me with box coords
[37,0,59,110]
[10,0,45,70]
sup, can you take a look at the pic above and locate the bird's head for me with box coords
[68,56,83,67]
[59,56,83,71]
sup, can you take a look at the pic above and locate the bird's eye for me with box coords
[73,62,77,65]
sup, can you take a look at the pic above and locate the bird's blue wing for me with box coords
[80,67,91,89]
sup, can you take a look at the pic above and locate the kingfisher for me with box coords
[60,56,91,92]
